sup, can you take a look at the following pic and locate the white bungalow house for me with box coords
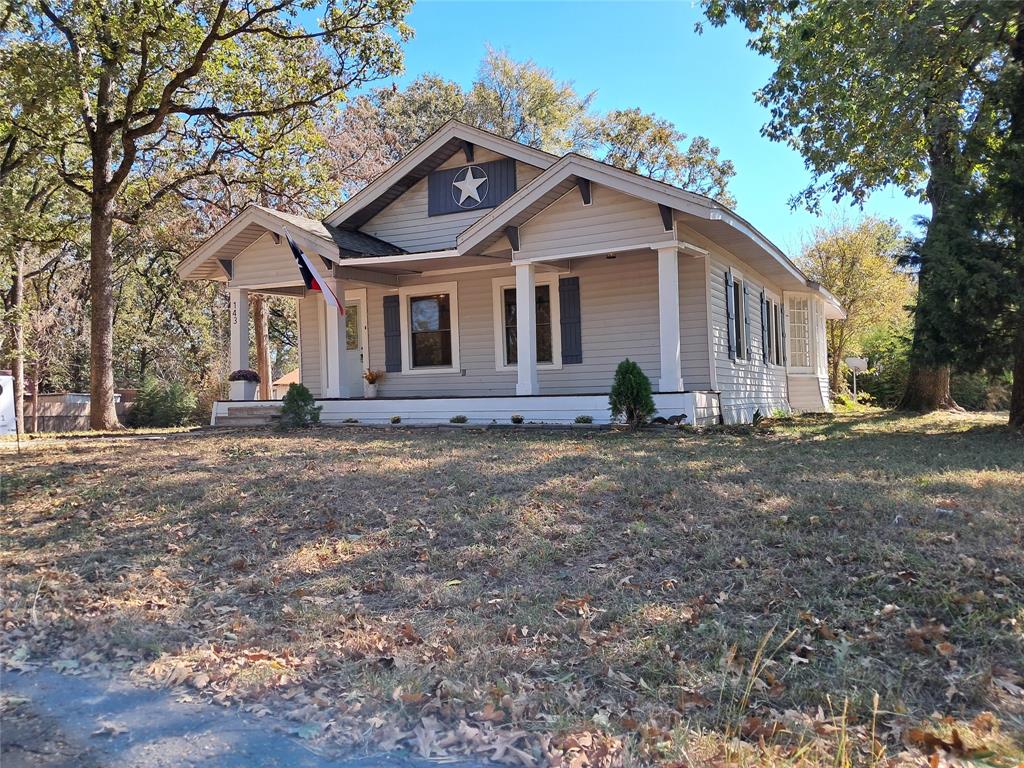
[178,121,843,426]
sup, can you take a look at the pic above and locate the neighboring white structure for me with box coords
[178,121,843,426]
[0,372,15,436]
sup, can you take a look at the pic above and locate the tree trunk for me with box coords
[88,196,121,430]
[252,294,272,400]
[1011,318,1024,431]
[900,364,960,412]
[12,248,25,431]
[899,139,960,412]
[1005,6,1024,433]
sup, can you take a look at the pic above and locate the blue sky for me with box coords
[369,1,928,255]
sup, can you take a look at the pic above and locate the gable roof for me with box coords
[177,205,403,281]
[323,120,558,229]
[457,153,814,291]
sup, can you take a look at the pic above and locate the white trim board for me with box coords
[212,391,721,427]
[490,273,563,372]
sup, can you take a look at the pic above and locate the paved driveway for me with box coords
[2,668,483,768]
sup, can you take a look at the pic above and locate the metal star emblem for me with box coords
[452,166,487,207]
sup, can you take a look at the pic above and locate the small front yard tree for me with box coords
[609,359,656,428]
[279,382,320,428]
[3,0,412,429]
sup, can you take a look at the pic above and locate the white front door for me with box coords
[343,301,364,397]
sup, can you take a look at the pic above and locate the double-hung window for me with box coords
[492,275,561,370]
[399,282,461,373]
[787,295,811,369]
[410,294,452,367]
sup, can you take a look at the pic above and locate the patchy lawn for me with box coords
[2,412,1022,766]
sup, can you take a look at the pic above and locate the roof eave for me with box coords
[323,120,558,229]
[456,154,824,295]
[177,206,339,281]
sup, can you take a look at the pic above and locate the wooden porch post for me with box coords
[515,263,539,395]
[657,246,684,392]
[228,288,251,400]
[321,278,349,398]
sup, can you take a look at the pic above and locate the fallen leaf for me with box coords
[92,721,129,738]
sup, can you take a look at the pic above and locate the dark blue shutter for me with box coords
[559,276,582,364]
[743,282,752,360]
[383,295,401,372]
[760,290,769,364]
[725,269,736,361]
[427,158,517,216]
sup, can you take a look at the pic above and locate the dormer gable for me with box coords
[325,121,555,253]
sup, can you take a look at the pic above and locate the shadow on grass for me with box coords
[3,413,1022,746]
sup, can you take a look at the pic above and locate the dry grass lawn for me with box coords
[2,411,1022,766]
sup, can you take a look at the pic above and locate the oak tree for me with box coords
[3,0,411,428]
[701,0,1016,411]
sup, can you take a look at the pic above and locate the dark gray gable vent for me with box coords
[427,158,517,217]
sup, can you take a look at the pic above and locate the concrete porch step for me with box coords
[215,414,280,427]
[225,406,283,416]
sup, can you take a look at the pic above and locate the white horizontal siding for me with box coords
[707,255,789,424]
[361,155,543,252]
[231,232,295,286]
[680,255,711,390]
[297,296,322,397]
[787,373,831,412]
[360,251,671,397]
[518,184,667,261]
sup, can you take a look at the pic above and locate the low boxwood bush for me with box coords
[609,359,656,428]
[574,414,593,424]
[390,415,401,424]
[126,378,197,427]
[450,415,468,424]
[279,383,321,429]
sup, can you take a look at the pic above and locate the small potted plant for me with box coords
[228,369,260,400]
[363,369,384,399]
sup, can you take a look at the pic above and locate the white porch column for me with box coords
[515,262,539,396]
[657,246,684,392]
[228,287,250,400]
[321,278,348,399]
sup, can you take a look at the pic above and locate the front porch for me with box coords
[211,391,722,427]
[208,207,716,411]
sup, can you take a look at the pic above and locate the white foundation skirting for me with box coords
[212,391,722,427]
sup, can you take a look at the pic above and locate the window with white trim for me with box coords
[399,282,461,373]
[410,294,451,367]
[787,295,811,369]
[491,275,562,370]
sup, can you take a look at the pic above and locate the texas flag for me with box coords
[285,228,343,314]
